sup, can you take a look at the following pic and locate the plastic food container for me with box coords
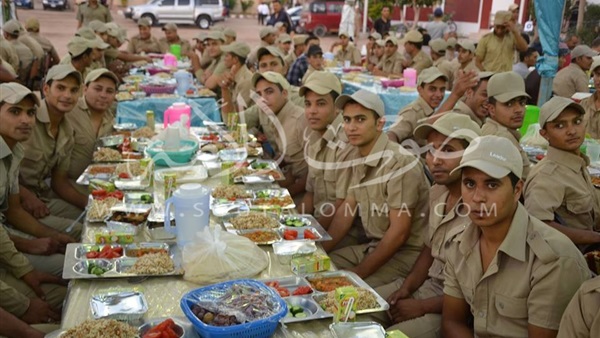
[272,241,317,265]
[146,139,199,166]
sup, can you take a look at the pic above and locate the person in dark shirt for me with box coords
[525,43,569,105]
[373,6,392,37]
[287,35,319,86]
[266,0,293,34]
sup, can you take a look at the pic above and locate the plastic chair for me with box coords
[520,105,540,136]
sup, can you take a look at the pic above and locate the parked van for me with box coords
[126,0,225,29]
[299,0,372,37]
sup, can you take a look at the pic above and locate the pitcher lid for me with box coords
[175,183,206,197]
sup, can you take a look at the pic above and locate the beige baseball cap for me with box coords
[335,89,385,117]
[509,4,519,11]
[24,17,40,31]
[203,30,225,42]
[137,17,152,27]
[450,135,523,179]
[274,22,285,29]
[494,11,512,25]
[414,112,481,142]
[223,28,236,38]
[76,27,109,49]
[418,67,448,86]
[252,71,290,90]
[67,36,93,57]
[457,39,476,53]
[299,71,342,96]
[368,32,382,40]
[446,37,457,48]
[385,36,398,46]
[429,38,447,54]
[539,96,585,127]
[89,20,108,33]
[0,82,40,106]
[403,30,423,44]
[260,27,277,39]
[478,71,495,80]
[45,64,82,84]
[2,20,21,35]
[106,25,120,38]
[257,46,285,63]
[487,71,530,102]
[375,39,385,47]
[571,45,598,58]
[162,23,177,31]
[591,58,600,72]
[278,33,292,44]
[85,68,119,86]
[293,34,308,45]
[221,41,251,58]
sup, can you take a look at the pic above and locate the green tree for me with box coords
[397,0,438,29]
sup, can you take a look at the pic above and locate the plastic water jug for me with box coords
[164,102,191,128]
[403,68,417,88]
[174,70,193,96]
[163,53,177,67]
[164,183,210,248]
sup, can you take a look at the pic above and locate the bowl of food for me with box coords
[138,318,184,338]
[98,135,124,149]
[272,241,317,264]
[146,139,199,166]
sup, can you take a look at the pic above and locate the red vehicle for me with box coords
[299,0,372,37]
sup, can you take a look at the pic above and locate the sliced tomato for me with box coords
[303,229,318,240]
[276,287,290,297]
[292,286,313,295]
[109,190,124,200]
[91,189,107,198]
[86,251,99,259]
[113,246,123,255]
[100,245,112,253]
[118,172,131,179]
[142,332,161,338]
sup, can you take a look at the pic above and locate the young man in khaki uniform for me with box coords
[251,72,308,198]
[481,71,532,179]
[158,23,192,55]
[277,34,292,70]
[388,67,448,144]
[247,26,278,69]
[2,20,35,83]
[104,24,151,67]
[366,39,385,73]
[127,17,162,54]
[429,38,454,88]
[324,89,429,288]
[62,36,95,79]
[524,96,600,251]
[442,135,590,337]
[376,113,480,338]
[553,45,598,98]
[441,71,493,127]
[0,37,19,74]
[302,45,324,84]
[24,18,60,67]
[331,32,361,66]
[401,30,432,75]
[76,0,112,28]
[557,276,600,338]
[66,69,118,194]
[453,39,478,89]
[19,65,88,224]
[581,58,600,139]
[223,28,236,45]
[284,34,307,69]
[219,42,254,112]
[88,20,109,42]
[373,36,403,77]
[196,31,227,92]
[476,11,528,72]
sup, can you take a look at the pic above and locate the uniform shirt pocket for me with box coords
[566,194,593,214]
[495,293,528,319]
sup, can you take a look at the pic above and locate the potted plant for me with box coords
[240,0,254,18]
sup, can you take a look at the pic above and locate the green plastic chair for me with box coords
[520,105,540,136]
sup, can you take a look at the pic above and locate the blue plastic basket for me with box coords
[180,279,287,338]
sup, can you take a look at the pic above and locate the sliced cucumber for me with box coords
[290,306,304,315]
[294,312,307,318]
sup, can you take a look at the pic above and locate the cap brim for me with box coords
[335,94,382,116]
[299,83,332,96]
[5,92,40,106]
[493,91,531,102]
[543,102,586,125]
[450,159,511,179]
[413,124,435,141]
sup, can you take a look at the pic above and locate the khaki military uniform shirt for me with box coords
[65,97,115,179]
[433,57,454,88]
[475,32,516,72]
[76,3,112,26]
[0,138,23,223]
[305,114,356,217]
[346,133,429,249]
[452,99,484,127]
[241,85,304,130]
[302,65,320,84]
[258,100,308,178]
[443,204,590,336]
[18,34,44,60]
[0,57,17,77]
[27,32,57,57]
[481,118,531,179]
[557,276,600,338]
[19,101,75,197]
[553,63,590,98]
[424,185,468,292]
[284,52,297,70]
[581,94,600,139]
[389,96,434,143]
[0,226,34,316]
[127,35,162,54]
[248,41,270,69]
[335,43,361,66]
[524,146,600,235]
[452,60,479,90]
[158,37,192,55]
[229,65,253,111]
[10,39,34,70]
[104,46,119,65]
[0,38,19,72]
[376,51,403,76]
[408,50,433,74]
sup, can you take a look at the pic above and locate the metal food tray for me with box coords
[114,178,150,191]
[221,211,281,232]
[85,196,119,223]
[248,188,296,210]
[233,159,284,182]
[76,164,117,185]
[223,213,332,242]
[124,192,153,206]
[330,321,386,338]
[91,290,148,320]
[236,229,282,245]
[62,242,184,279]
[260,271,389,324]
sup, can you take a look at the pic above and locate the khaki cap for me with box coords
[162,23,177,31]
[138,17,152,27]
[446,37,457,48]
[403,30,423,44]
[223,28,236,38]
[457,39,475,53]
[591,58,600,72]
[193,32,207,41]
[300,71,342,96]
[375,39,385,47]
[203,30,225,42]
[414,112,481,142]
[429,38,447,54]
[369,32,382,40]
[478,71,495,80]
[2,20,21,35]
[487,71,530,102]
[278,33,291,44]
[45,64,82,84]
[338,31,350,38]
[107,25,120,38]
[85,68,119,86]
[384,36,398,46]
[293,34,308,45]
[450,135,523,179]
[418,67,448,86]
[335,89,385,117]
[89,20,108,33]
[571,45,598,58]
[539,96,585,127]
[68,36,92,57]
[509,3,519,11]
[221,41,251,58]
[494,11,512,25]
[76,27,97,40]
[24,17,40,31]
[260,26,277,39]
[257,46,285,63]
[0,82,40,106]
[252,71,290,90]
[274,22,285,29]
[117,28,128,43]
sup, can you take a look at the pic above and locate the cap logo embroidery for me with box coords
[489,152,506,161]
